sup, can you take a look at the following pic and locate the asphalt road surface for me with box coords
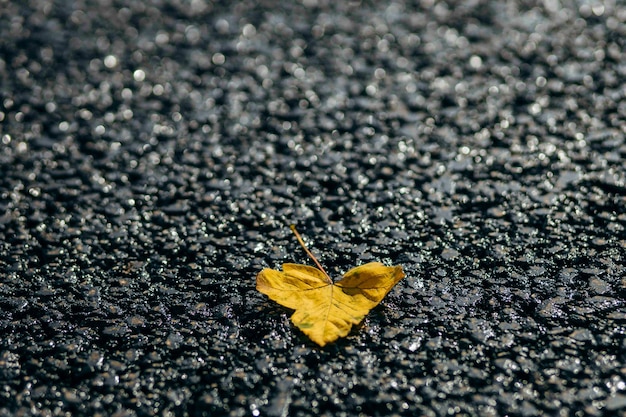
[1,1,625,416]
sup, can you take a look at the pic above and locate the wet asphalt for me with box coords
[1,1,625,416]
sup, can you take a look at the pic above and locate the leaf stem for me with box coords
[290,224,332,282]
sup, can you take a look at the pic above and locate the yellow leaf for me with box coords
[256,226,405,347]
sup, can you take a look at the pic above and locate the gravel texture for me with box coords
[1,1,625,416]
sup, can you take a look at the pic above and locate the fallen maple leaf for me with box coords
[256,225,405,347]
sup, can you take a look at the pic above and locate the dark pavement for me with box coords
[1,1,625,416]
